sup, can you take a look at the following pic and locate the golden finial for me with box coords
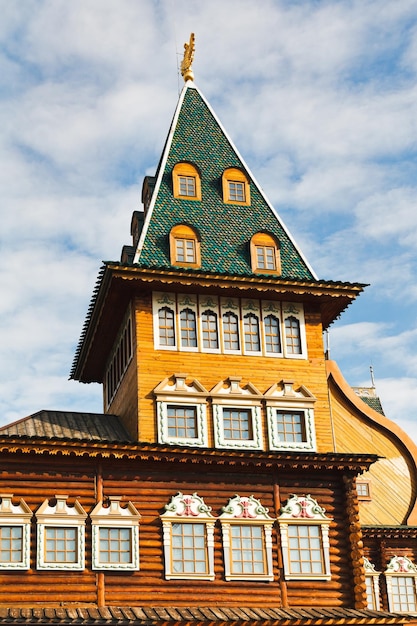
[181,33,195,82]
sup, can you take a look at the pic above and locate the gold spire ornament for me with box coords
[181,33,195,82]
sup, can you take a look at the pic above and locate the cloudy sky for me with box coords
[1,0,417,443]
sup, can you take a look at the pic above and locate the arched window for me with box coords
[180,308,197,348]
[243,313,260,352]
[172,162,201,201]
[264,314,281,353]
[169,224,201,268]
[222,168,250,205]
[285,315,302,355]
[201,310,219,350]
[158,307,175,346]
[222,311,240,351]
[250,232,281,275]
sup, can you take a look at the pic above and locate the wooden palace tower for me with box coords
[0,35,417,626]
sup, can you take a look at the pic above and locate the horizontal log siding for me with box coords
[0,455,97,605]
[0,454,355,609]
[328,379,413,526]
[135,295,334,451]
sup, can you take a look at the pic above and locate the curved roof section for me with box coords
[327,360,417,525]
[134,82,316,280]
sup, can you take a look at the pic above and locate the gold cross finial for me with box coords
[181,33,195,82]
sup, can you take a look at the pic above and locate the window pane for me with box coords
[167,405,198,439]
[178,175,196,197]
[285,316,302,354]
[244,313,260,352]
[176,238,196,263]
[222,408,252,440]
[171,523,208,574]
[230,525,266,575]
[0,526,23,563]
[223,312,239,350]
[391,576,417,611]
[264,314,281,353]
[201,310,219,349]
[287,525,324,575]
[256,246,276,270]
[365,577,377,609]
[99,527,132,565]
[276,411,306,442]
[158,307,175,346]
[45,527,77,563]
[228,181,245,202]
[180,308,197,347]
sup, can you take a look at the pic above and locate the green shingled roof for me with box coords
[136,83,315,280]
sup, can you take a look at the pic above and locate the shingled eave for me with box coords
[0,436,378,473]
[71,262,366,383]
[362,525,417,539]
[0,605,410,625]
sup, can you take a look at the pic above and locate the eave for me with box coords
[0,437,378,473]
[0,605,409,625]
[362,526,417,539]
[71,263,366,383]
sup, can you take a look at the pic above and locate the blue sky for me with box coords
[1,0,417,442]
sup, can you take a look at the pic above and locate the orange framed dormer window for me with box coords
[170,224,201,268]
[222,168,250,205]
[250,232,281,275]
[173,163,201,201]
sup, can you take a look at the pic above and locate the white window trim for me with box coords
[220,298,241,354]
[265,380,317,452]
[278,494,332,581]
[199,296,221,354]
[90,497,140,571]
[211,377,263,450]
[282,302,307,359]
[154,374,209,447]
[261,301,283,357]
[178,294,199,352]
[36,495,87,571]
[364,557,381,610]
[161,493,215,581]
[153,292,177,350]
[0,494,32,570]
[219,495,274,581]
[385,555,417,613]
[241,299,262,356]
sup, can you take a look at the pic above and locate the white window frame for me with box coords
[36,495,87,571]
[161,493,215,581]
[219,495,274,581]
[265,380,316,452]
[178,294,198,352]
[261,301,283,357]
[220,298,241,354]
[282,302,307,358]
[0,494,32,570]
[154,374,209,447]
[278,494,332,581]
[242,299,262,355]
[211,377,263,450]
[153,292,177,350]
[364,557,381,610]
[385,555,417,613]
[199,296,220,353]
[91,497,140,571]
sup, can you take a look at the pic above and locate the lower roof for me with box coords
[0,606,409,625]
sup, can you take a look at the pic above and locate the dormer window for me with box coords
[222,168,250,205]
[170,224,201,268]
[250,232,281,275]
[173,163,201,201]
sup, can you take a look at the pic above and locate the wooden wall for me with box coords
[0,451,355,609]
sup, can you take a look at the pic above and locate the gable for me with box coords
[134,84,315,281]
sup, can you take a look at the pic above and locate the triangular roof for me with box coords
[134,81,316,280]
